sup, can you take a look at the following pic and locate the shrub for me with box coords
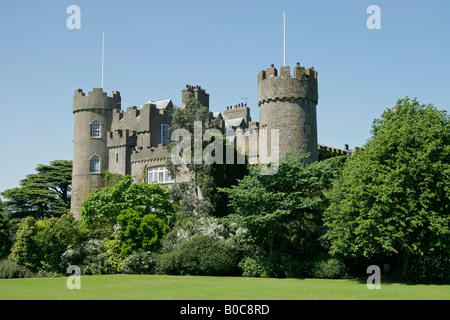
[117,208,168,257]
[121,251,155,274]
[161,215,247,253]
[284,259,311,278]
[238,257,271,278]
[154,249,181,275]
[310,256,348,279]
[155,235,241,276]
[60,239,110,275]
[103,236,123,274]
[0,258,35,278]
[407,255,450,284]
[239,252,312,278]
[11,214,84,273]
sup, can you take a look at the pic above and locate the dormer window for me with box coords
[90,121,101,138]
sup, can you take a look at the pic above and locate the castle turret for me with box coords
[181,84,210,109]
[257,62,318,162]
[71,88,121,219]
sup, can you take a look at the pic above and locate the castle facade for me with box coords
[70,63,323,219]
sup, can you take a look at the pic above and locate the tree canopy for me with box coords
[167,92,247,216]
[1,160,72,219]
[221,153,343,258]
[322,97,450,277]
[80,176,174,238]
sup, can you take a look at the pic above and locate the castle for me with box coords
[70,62,346,219]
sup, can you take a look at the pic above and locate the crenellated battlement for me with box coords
[73,88,121,113]
[181,84,210,109]
[258,63,317,81]
[131,143,171,163]
[107,129,137,149]
[225,103,248,110]
[257,63,318,106]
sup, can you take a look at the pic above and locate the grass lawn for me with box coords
[0,275,449,300]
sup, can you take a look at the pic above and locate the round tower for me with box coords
[257,63,318,163]
[71,88,121,219]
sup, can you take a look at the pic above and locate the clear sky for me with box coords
[0,0,449,195]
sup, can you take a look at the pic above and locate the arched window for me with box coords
[90,155,100,173]
[90,121,101,138]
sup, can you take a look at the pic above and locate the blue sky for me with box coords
[0,0,449,195]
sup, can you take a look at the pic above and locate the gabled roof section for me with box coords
[225,117,245,128]
[140,99,173,110]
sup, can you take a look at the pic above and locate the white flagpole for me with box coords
[283,11,286,66]
[102,32,104,89]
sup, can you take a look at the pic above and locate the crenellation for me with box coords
[107,129,137,148]
[73,88,121,113]
[280,66,290,78]
[258,63,318,106]
[181,84,210,109]
[131,143,170,161]
[258,70,266,81]
[266,64,277,77]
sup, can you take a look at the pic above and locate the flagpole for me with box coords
[102,32,104,89]
[283,11,286,66]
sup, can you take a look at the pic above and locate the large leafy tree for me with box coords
[1,160,72,219]
[221,153,342,259]
[323,97,450,277]
[11,214,83,272]
[80,176,174,238]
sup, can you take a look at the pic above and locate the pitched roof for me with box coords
[140,99,172,110]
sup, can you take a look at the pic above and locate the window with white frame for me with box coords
[90,121,101,138]
[148,166,173,184]
[90,155,100,173]
[161,124,169,144]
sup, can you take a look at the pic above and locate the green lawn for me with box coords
[0,275,448,300]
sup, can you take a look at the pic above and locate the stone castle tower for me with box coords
[257,63,318,162]
[71,88,121,219]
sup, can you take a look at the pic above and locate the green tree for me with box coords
[167,92,247,216]
[11,214,84,272]
[117,208,168,256]
[0,200,12,258]
[103,170,126,188]
[80,176,174,238]
[221,153,341,259]
[323,97,450,278]
[1,160,72,219]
